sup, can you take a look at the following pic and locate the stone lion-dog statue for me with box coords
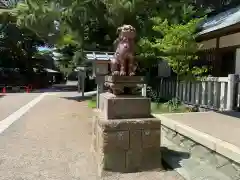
[111,24,137,76]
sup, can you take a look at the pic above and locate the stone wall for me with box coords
[162,125,240,179]
[92,110,162,175]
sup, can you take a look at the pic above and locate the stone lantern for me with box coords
[85,51,114,107]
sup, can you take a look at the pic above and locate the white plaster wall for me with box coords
[235,48,240,74]
[199,32,240,50]
[158,60,171,77]
[220,32,240,48]
[198,38,217,50]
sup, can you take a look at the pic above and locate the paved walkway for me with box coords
[0,93,40,121]
[0,92,184,180]
[162,111,240,148]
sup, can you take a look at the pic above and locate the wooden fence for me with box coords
[148,74,240,111]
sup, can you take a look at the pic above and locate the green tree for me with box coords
[0,23,45,68]
[0,0,51,86]
[146,17,207,80]
[54,44,76,73]
[195,0,240,12]
[7,0,215,72]
[11,0,207,47]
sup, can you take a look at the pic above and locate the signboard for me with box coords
[95,63,108,75]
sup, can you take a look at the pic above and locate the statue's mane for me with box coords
[113,25,136,50]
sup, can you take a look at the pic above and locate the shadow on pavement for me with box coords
[62,95,94,102]
[31,88,78,93]
[217,111,240,119]
[61,91,96,102]
[161,146,190,170]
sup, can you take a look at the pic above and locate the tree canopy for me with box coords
[0,0,239,78]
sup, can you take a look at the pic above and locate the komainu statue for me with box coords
[111,25,137,76]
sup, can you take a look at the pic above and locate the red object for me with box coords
[25,86,29,93]
[28,84,32,91]
[2,87,6,93]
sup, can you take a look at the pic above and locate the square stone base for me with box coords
[99,92,151,119]
[91,110,162,177]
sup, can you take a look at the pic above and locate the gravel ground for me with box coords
[0,93,184,180]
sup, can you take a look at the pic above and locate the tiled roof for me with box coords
[85,51,114,61]
[199,5,240,35]
[0,0,22,9]
[0,0,9,8]
[0,3,6,8]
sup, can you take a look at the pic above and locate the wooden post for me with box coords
[81,71,85,97]
[195,82,200,105]
[77,68,86,97]
[78,70,81,93]
[142,84,147,97]
[191,82,195,104]
[97,84,100,108]
[213,82,219,108]
[226,74,236,111]
[207,81,212,107]
[201,81,207,105]
[220,82,226,110]
[96,76,105,108]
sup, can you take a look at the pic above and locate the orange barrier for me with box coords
[0,85,33,93]
[27,84,33,93]
[2,87,6,93]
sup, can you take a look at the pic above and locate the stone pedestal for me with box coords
[104,75,145,95]
[99,92,151,119]
[91,92,162,176]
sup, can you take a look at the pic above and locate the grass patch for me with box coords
[87,96,97,109]
[151,102,189,114]
[87,96,189,113]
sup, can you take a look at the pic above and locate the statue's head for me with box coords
[117,25,136,40]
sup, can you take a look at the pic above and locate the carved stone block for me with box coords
[98,130,130,152]
[142,129,161,149]
[99,92,151,119]
[92,111,162,176]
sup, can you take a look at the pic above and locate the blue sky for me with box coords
[37,46,61,59]
[37,46,53,52]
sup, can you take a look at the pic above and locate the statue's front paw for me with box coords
[112,71,120,75]
[120,71,126,76]
[129,72,135,76]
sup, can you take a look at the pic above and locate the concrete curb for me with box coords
[153,113,240,165]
